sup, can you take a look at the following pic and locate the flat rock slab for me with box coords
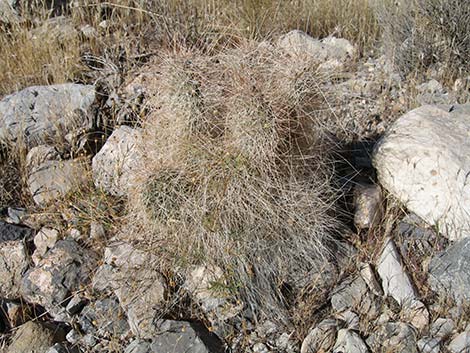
[429,237,470,303]
[92,126,142,197]
[374,104,470,240]
[28,159,87,205]
[0,84,95,149]
[377,237,417,305]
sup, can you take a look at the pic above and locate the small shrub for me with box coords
[376,0,470,79]
[128,43,343,323]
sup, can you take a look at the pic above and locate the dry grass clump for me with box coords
[128,43,342,322]
[376,0,470,80]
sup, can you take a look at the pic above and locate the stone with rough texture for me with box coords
[404,300,430,331]
[150,320,225,353]
[429,237,470,303]
[354,184,383,229]
[28,158,87,205]
[377,237,417,305]
[97,240,166,339]
[430,318,455,339]
[0,84,96,149]
[448,331,470,353]
[367,322,418,353]
[300,319,338,353]
[333,329,369,353]
[21,239,97,309]
[78,297,130,338]
[278,30,355,62]
[417,337,441,353]
[7,321,66,353]
[0,0,18,23]
[92,126,142,196]
[32,227,59,265]
[0,240,29,299]
[26,145,61,172]
[0,221,34,242]
[374,104,470,241]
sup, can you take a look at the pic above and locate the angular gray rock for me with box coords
[21,239,97,309]
[367,322,418,353]
[417,337,441,353]
[300,319,338,353]
[430,318,455,339]
[0,84,96,150]
[78,297,130,339]
[0,220,34,242]
[377,237,417,305]
[374,104,470,241]
[92,126,142,196]
[333,329,369,353]
[0,240,29,299]
[94,240,166,339]
[27,158,87,205]
[7,321,66,353]
[150,320,225,353]
[429,238,470,303]
[448,331,470,353]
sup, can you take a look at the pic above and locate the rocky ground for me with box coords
[2,3,470,353]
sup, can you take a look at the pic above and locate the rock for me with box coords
[7,321,66,353]
[96,241,166,339]
[0,84,96,150]
[92,126,142,196]
[373,104,470,241]
[448,331,470,353]
[333,329,369,353]
[21,239,97,309]
[403,300,430,330]
[89,221,106,241]
[65,329,81,345]
[5,207,27,224]
[25,145,61,172]
[65,294,87,315]
[0,220,34,242]
[149,320,225,353]
[377,237,417,305]
[417,337,441,353]
[78,297,130,338]
[300,318,338,353]
[0,240,29,298]
[124,340,151,353]
[429,237,470,303]
[278,30,355,62]
[252,342,269,353]
[0,0,18,24]
[331,275,381,319]
[336,310,360,331]
[28,158,87,205]
[46,343,71,353]
[367,322,418,353]
[397,213,445,258]
[32,227,59,265]
[430,318,455,339]
[359,262,383,296]
[354,184,383,229]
